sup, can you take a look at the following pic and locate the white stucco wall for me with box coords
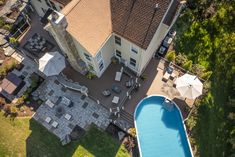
[93,35,114,77]
[139,23,169,74]
[113,33,144,74]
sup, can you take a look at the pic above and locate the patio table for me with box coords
[112,85,121,94]
[45,117,51,123]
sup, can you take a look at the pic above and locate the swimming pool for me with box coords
[134,95,193,157]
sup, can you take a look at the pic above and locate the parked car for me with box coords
[168,30,176,38]
[157,46,167,56]
[162,36,173,48]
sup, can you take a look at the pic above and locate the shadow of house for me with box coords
[26,119,123,157]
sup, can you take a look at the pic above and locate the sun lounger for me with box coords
[115,71,122,81]
[163,72,170,81]
[45,117,51,123]
[64,114,72,120]
[112,96,119,104]
[52,121,58,128]
[45,100,55,108]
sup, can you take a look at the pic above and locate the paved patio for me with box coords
[33,76,110,141]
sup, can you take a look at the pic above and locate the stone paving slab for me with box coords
[33,76,111,141]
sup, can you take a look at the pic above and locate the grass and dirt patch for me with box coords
[0,112,129,157]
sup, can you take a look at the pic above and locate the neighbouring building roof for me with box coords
[62,0,180,56]
[0,72,22,94]
[62,0,112,56]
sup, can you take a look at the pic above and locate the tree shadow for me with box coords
[26,119,124,157]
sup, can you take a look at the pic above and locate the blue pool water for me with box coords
[134,95,192,157]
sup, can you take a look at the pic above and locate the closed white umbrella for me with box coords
[39,51,65,76]
[175,74,203,99]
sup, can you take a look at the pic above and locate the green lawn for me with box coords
[0,112,129,157]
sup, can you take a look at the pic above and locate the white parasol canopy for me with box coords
[175,73,203,99]
[39,51,65,76]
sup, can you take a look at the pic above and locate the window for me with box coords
[99,61,104,71]
[115,50,121,58]
[96,51,102,61]
[84,53,91,61]
[115,36,121,45]
[130,58,136,67]
[131,45,138,54]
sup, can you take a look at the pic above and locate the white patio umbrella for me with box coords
[39,51,65,76]
[175,73,203,99]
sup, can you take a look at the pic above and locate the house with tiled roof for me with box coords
[45,0,184,77]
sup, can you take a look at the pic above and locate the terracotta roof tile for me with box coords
[62,0,179,55]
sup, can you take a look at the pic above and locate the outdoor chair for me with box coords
[125,80,133,88]
[45,99,55,108]
[162,71,170,81]
[115,71,122,81]
[102,89,111,97]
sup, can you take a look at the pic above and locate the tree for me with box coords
[175,53,188,66]
[183,60,193,71]
[201,71,213,80]
[166,51,176,62]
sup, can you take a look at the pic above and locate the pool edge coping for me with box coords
[134,94,194,157]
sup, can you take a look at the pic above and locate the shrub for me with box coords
[3,24,12,31]
[166,51,176,62]
[0,97,6,106]
[11,106,18,114]
[201,71,213,80]
[183,60,193,71]
[191,64,206,77]
[3,104,11,113]
[9,37,19,46]
[0,17,5,27]
[19,105,26,112]
[128,128,136,137]
[86,72,95,79]
[16,97,25,106]
[175,53,188,66]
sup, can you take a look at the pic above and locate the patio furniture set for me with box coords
[162,63,179,82]
[102,66,135,105]
[44,97,73,128]
[27,33,47,52]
